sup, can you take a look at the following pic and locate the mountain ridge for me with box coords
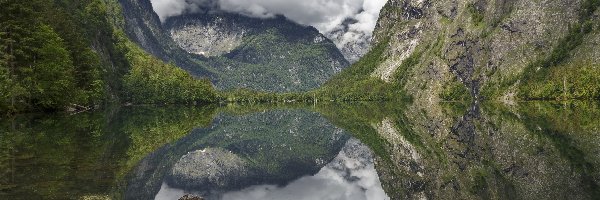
[119,0,350,92]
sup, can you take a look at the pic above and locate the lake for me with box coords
[1,102,599,199]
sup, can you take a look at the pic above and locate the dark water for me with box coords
[1,102,600,199]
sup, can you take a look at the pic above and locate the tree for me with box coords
[0,0,43,112]
[27,25,76,109]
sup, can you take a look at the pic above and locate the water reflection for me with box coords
[124,109,389,200]
[318,102,600,199]
[2,102,600,200]
[0,106,217,199]
[155,138,388,200]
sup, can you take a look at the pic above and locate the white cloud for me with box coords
[149,0,388,52]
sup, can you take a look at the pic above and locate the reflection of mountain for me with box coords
[155,138,389,200]
[5,101,599,200]
[319,102,600,199]
[124,110,352,199]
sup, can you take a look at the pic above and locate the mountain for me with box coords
[322,0,600,103]
[118,0,349,92]
[118,0,215,78]
[325,18,374,64]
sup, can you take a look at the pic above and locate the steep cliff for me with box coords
[330,0,600,103]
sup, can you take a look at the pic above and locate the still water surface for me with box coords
[1,102,599,199]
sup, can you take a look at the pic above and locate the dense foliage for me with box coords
[120,35,217,104]
[0,0,217,114]
[205,28,345,92]
[1,0,95,112]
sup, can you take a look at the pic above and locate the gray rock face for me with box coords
[328,138,375,173]
[170,20,246,57]
[369,0,598,105]
[325,21,374,64]
[328,34,372,64]
[170,148,248,189]
[118,0,215,77]
[371,101,600,200]
[163,13,349,92]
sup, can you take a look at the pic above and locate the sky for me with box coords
[150,0,388,50]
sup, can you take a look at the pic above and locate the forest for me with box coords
[0,0,216,114]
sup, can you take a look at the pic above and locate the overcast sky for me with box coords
[150,0,388,48]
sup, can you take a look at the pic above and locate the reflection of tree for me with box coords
[1,112,122,199]
[0,136,16,193]
[0,105,217,199]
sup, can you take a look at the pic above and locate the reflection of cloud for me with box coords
[154,139,389,200]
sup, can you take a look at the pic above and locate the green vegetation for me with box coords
[116,106,217,179]
[2,0,598,116]
[198,26,346,92]
[517,0,600,100]
[3,100,600,199]
[517,102,600,197]
[159,13,349,93]
[203,36,416,103]
[519,61,600,100]
[218,89,314,103]
[440,78,473,101]
[123,108,350,199]
[120,36,217,104]
[0,0,108,113]
[313,38,407,101]
[316,102,396,162]
[0,0,218,114]
[392,50,423,88]
[0,105,218,199]
[0,110,127,199]
[467,3,485,26]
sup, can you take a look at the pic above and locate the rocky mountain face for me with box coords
[118,0,349,92]
[325,19,374,64]
[366,0,600,105]
[166,13,349,92]
[118,0,213,77]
